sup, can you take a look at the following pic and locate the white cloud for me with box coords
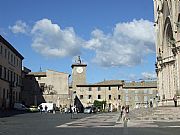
[141,72,157,79]
[31,18,83,57]
[85,19,155,67]
[9,18,155,67]
[9,20,29,34]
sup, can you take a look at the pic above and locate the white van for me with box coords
[13,103,28,111]
[38,103,56,112]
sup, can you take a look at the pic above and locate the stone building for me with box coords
[0,35,24,109]
[76,80,123,111]
[123,81,158,108]
[70,57,158,110]
[27,70,70,108]
[154,0,180,104]
[21,67,44,106]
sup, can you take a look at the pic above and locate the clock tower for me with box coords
[71,56,87,90]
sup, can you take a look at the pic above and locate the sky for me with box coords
[0,0,156,84]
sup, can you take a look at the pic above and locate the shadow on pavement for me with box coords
[0,109,29,118]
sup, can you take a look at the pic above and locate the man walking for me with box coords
[173,95,178,107]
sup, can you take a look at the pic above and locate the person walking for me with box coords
[39,105,43,114]
[121,106,127,121]
[45,105,48,113]
[173,95,178,107]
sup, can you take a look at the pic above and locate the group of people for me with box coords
[39,105,48,114]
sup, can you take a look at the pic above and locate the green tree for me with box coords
[93,100,106,110]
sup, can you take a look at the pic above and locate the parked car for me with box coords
[13,103,28,111]
[29,105,39,112]
[84,106,97,114]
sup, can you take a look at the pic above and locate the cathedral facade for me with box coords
[154,0,180,103]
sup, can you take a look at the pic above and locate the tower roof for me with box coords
[71,63,87,68]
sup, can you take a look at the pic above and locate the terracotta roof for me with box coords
[71,63,87,68]
[124,81,157,88]
[94,80,124,85]
[28,72,46,77]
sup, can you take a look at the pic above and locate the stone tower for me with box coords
[154,0,180,102]
[71,56,87,91]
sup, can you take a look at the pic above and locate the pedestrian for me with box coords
[125,105,129,113]
[122,106,127,121]
[45,105,48,113]
[173,95,178,107]
[39,105,43,114]
[121,106,126,121]
[150,98,153,108]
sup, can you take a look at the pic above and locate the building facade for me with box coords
[28,70,70,108]
[154,0,180,104]
[71,57,158,110]
[0,35,24,109]
[21,67,44,106]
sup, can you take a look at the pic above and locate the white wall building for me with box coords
[154,0,180,105]
[0,35,24,109]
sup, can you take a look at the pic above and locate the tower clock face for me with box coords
[76,67,83,73]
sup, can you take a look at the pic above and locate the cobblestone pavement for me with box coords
[127,106,180,121]
[57,112,122,128]
[116,106,180,127]
[57,107,180,128]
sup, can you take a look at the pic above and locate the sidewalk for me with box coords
[119,106,180,122]
[116,106,180,127]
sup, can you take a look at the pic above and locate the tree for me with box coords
[93,100,106,110]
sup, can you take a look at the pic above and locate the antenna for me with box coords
[77,56,81,64]
[39,66,42,72]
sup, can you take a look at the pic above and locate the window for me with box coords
[4,49,7,58]
[0,45,2,54]
[135,96,139,102]
[98,95,101,99]
[14,72,16,82]
[10,71,13,82]
[108,86,111,90]
[16,58,19,66]
[7,70,10,81]
[11,54,13,63]
[8,51,10,61]
[88,87,92,91]
[125,96,129,101]
[4,67,7,80]
[109,95,111,100]
[80,95,83,99]
[16,92,18,101]
[38,77,41,80]
[148,90,153,94]
[88,95,92,99]
[13,56,15,65]
[118,95,121,100]
[98,87,101,91]
[144,89,148,94]
[7,89,9,99]
[144,96,148,102]
[135,90,139,94]
[3,88,5,100]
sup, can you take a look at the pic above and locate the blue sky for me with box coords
[0,0,156,83]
